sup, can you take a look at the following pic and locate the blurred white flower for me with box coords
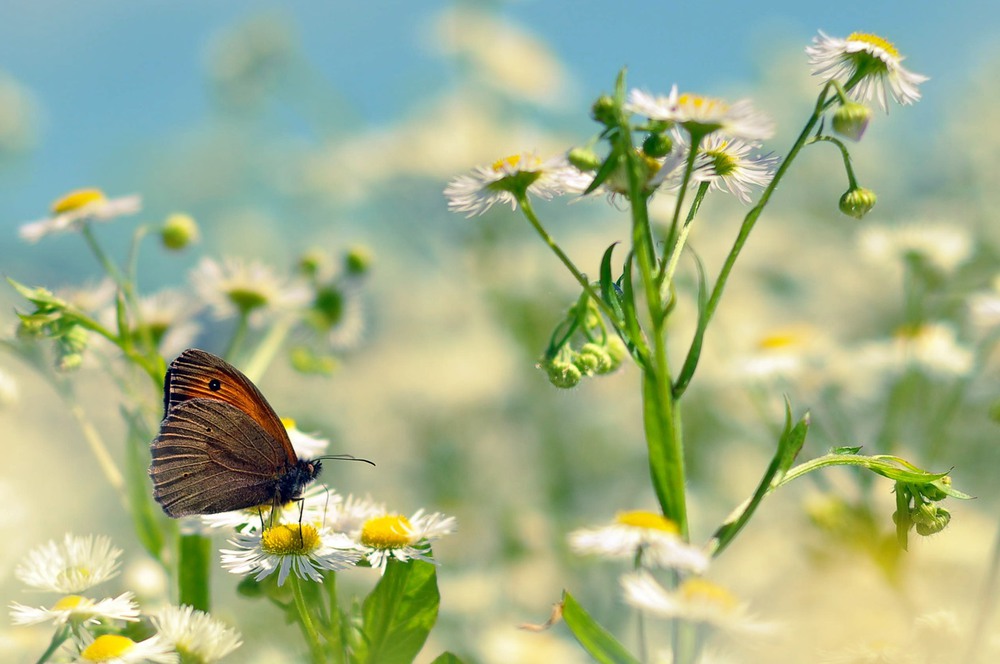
[190,256,310,325]
[687,133,779,204]
[807,31,927,112]
[15,534,122,594]
[569,510,708,573]
[19,189,141,243]
[732,325,828,384]
[859,222,972,274]
[627,87,775,141]
[9,592,139,628]
[152,604,242,663]
[445,152,585,217]
[857,323,974,379]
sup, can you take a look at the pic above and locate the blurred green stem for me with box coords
[178,534,212,611]
[290,573,326,664]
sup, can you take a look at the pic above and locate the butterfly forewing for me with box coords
[150,398,294,516]
[163,348,296,465]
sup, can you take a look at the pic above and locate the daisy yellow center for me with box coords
[361,515,414,549]
[52,595,86,611]
[492,154,522,172]
[56,565,91,587]
[679,578,738,611]
[615,510,679,534]
[757,330,803,350]
[281,417,297,430]
[705,147,738,177]
[51,188,106,214]
[847,32,900,60]
[261,524,321,555]
[80,634,136,661]
[893,323,924,340]
[678,93,729,116]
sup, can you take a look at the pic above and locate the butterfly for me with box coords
[149,348,369,517]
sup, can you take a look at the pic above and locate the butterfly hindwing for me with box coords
[163,348,296,465]
[150,398,293,517]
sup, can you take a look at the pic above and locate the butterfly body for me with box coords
[150,348,322,517]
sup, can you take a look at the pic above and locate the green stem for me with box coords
[178,533,212,611]
[661,182,711,290]
[243,314,298,384]
[224,311,251,363]
[291,573,326,664]
[35,624,70,664]
[66,400,126,495]
[517,195,622,327]
[325,571,346,663]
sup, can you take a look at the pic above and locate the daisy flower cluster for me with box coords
[8,533,241,664]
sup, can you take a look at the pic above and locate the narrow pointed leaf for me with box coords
[599,242,624,322]
[584,144,622,195]
[561,592,640,664]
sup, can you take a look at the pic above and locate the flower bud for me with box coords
[345,245,373,276]
[839,187,877,219]
[545,358,581,389]
[913,504,951,536]
[576,342,613,375]
[56,325,88,372]
[832,101,872,142]
[642,132,673,158]
[605,336,628,370]
[567,147,601,172]
[161,213,200,250]
[591,95,617,126]
[298,249,332,280]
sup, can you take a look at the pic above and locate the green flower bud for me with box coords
[839,187,877,219]
[161,213,200,250]
[576,342,613,375]
[591,95,617,126]
[567,147,601,172]
[642,132,673,158]
[832,101,872,142]
[545,358,581,389]
[16,317,46,340]
[56,325,88,372]
[913,504,951,536]
[345,246,373,276]
[311,286,344,329]
[605,336,628,371]
[298,249,332,280]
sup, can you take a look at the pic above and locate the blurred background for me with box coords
[2,1,1000,662]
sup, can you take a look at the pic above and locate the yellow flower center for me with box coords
[847,32,900,60]
[281,417,297,431]
[56,565,91,588]
[615,510,679,534]
[757,330,803,350]
[51,188,106,214]
[80,634,136,661]
[361,515,414,549]
[677,93,729,116]
[52,595,87,611]
[679,578,738,611]
[261,524,321,555]
[492,154,523,172]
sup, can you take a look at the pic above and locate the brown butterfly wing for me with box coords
[150,398,294,516]
[163,348,296,465]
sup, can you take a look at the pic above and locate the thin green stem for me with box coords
[67,400,126,495]
[35,624,70,664]
[224,311,251,363]
[178,534,211,611]
[661,182,711,290]
[291,573,326,664]
[517,195,622,326]
[243,314,298,384]
[325,571,346,664]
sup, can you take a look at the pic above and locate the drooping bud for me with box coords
[545,358,582,389]
[912,503,951,536]
[160,213,200,250]
[567,147,601,172]
[832,101,872,142]
[591,95,617,127]
[839,187,877,219]
[575,342,613,375]
[344,245,373,276]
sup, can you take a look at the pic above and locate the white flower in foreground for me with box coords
[626,87,774,141]
[190,256,310,324]
[352,509,456,574]
[152,604,242,663]
[687,133,779,204]
[9,592,139,627]
[892,323,974,378]
[622,572,768,636]
[15,534,122,593]
[807,31,928,112]
[73,633,177,664]
[859,222,972,274]
[445,152,587,217]
[569,510,709,574]
[20,188,142,243]
[220,523,361,585]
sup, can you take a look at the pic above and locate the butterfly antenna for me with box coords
[316,453,376,467]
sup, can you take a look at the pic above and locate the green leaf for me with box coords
[584,143,622,195]
[561,592,640,664]
[831,445,863,455]
[354,559,439,664]
[178,534,212,611]
[599,242,624,323]
[429,653,467,664]
[673,248,709,397]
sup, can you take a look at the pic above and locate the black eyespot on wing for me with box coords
[209,378,221,391]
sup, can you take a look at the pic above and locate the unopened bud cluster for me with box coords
[540,336,627,389]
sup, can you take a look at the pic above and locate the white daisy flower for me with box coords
[190,256,310,325]
[152,604,242,663]
[687,133,779,204]
[626,87,774,142]
[73,633,177,664]
[9,592,139,627]
[20,188,142,243]
[806,31,928,112]
[99,288,203,358]
[569,510,709,574]
[444,152,586,217]
[622,571,768,636]
[891,323,974,378]
[859,222,973,274]
[350,509,456,574]
[220,522,361,585]
[15,534,122,593]
[56,278,119,315]
[200,484,337,533]
[969,275,1000,331]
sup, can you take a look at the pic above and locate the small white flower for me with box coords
[351,509,456,574]
[855,323,974,380]
[626,87,774,141]
[190,256,310,325]
[732,325,828,384]
[100,289,203,358]
[9,592,139,627]
[16,534,122,593]
[569,510,708,574]
[220,522,361,585]
[20,189,141,243]
[859,222,972,274]
[622,571,768,635]
[806,31,928,112]
[445,152,585,217]
[73,633,177,664]
[152,604,242,663]
[687,134,779,204]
